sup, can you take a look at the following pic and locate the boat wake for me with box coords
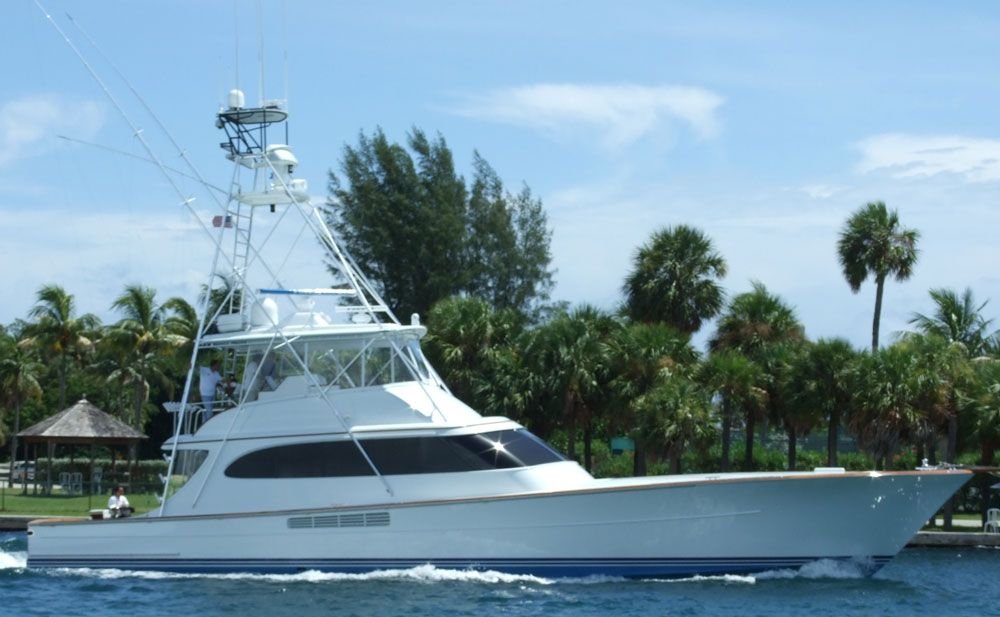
[0,552,863,585]
[0,551,27,570]
[30,564,570,586]
[755,558,868,580]
[655,573,757,585]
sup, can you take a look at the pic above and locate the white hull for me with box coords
[27,469,968,577]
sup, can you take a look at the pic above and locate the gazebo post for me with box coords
[46,441,55,496]
[128,443,135,492]
[32,444,38,495]
[88,443,95,510]
[20,440,27,495]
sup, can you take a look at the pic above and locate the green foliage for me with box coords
[910,287,996,357]
[522,306,619,466]
[21,284,102,410]
[327,128,553,320]
[423,296,525,409]
[788,338,858,466]
[848,344,922,468]
[623,225,727,333]
[466,156,554,314]
[633,373,716,473]
[710,281,804,355]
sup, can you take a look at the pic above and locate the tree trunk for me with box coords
[564,391,577,463]
[58,359,68,410]
[583,422,593,473]
[8,401,21,489]
[743,411,755,471]
[720,399,732,472]
[827,408,839,467]
[787,426,797,471]
[946,414,958,463]
[670,450,682,474]
[982,441,996,525]
[633,441,647,477]
[134,377,145,430]
[871,276,885,352]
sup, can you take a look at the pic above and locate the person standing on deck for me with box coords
[199,360,223,421]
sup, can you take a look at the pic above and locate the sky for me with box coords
[2,1,999,352]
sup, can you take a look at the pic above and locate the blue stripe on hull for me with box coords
[26,555,893,578]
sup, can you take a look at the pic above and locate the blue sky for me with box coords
[2,1,999,351]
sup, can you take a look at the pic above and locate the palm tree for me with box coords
[0,332,43,490]
[970,359,1000,467]
[902,333,973,466]
[423,296,524,408]
[968,359,1000,523]
[162,296,201,380]
[22,284,101,409]
[789,338,858,466]
[710,282,803,354]
[901,333,974,529]
[634,373,715,474]
[524,306,617,470]
[699,350,764,471]
[837,201,919,352]
[623,225,727,334]
[475,341,545,432]
[848,344,921,469]
[909,287,995,357]
[606,322,699,475]
[105,285,185,430]
[710,281,804,469]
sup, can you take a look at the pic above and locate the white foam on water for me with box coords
[756,559,867,580]
[45,564,558,586]
[0,551,28,570]
[651,574,756,585]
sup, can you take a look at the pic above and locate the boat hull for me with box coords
[26,470,969,578]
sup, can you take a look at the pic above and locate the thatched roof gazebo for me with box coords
[17,398,147,497]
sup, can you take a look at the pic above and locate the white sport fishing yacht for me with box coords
[27,92,970,577]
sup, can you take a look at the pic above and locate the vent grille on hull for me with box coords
[287,511,390,529]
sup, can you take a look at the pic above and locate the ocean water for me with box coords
[2,532,997,617]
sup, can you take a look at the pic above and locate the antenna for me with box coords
[256,0,265,107]
[282,0,289,110]
[233,0,240,90]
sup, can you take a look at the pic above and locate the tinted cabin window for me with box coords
[364,430,565,475]
[225,441,375,478]
[223,430,564,479]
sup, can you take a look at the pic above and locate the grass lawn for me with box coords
[922,512,989,531]
[0,489,159,517]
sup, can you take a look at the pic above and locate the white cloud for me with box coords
[0,207,208,324]
[799,183,845,199]
[0,95,105,167]
[452,83,724,148]
[857,133,1000,182]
